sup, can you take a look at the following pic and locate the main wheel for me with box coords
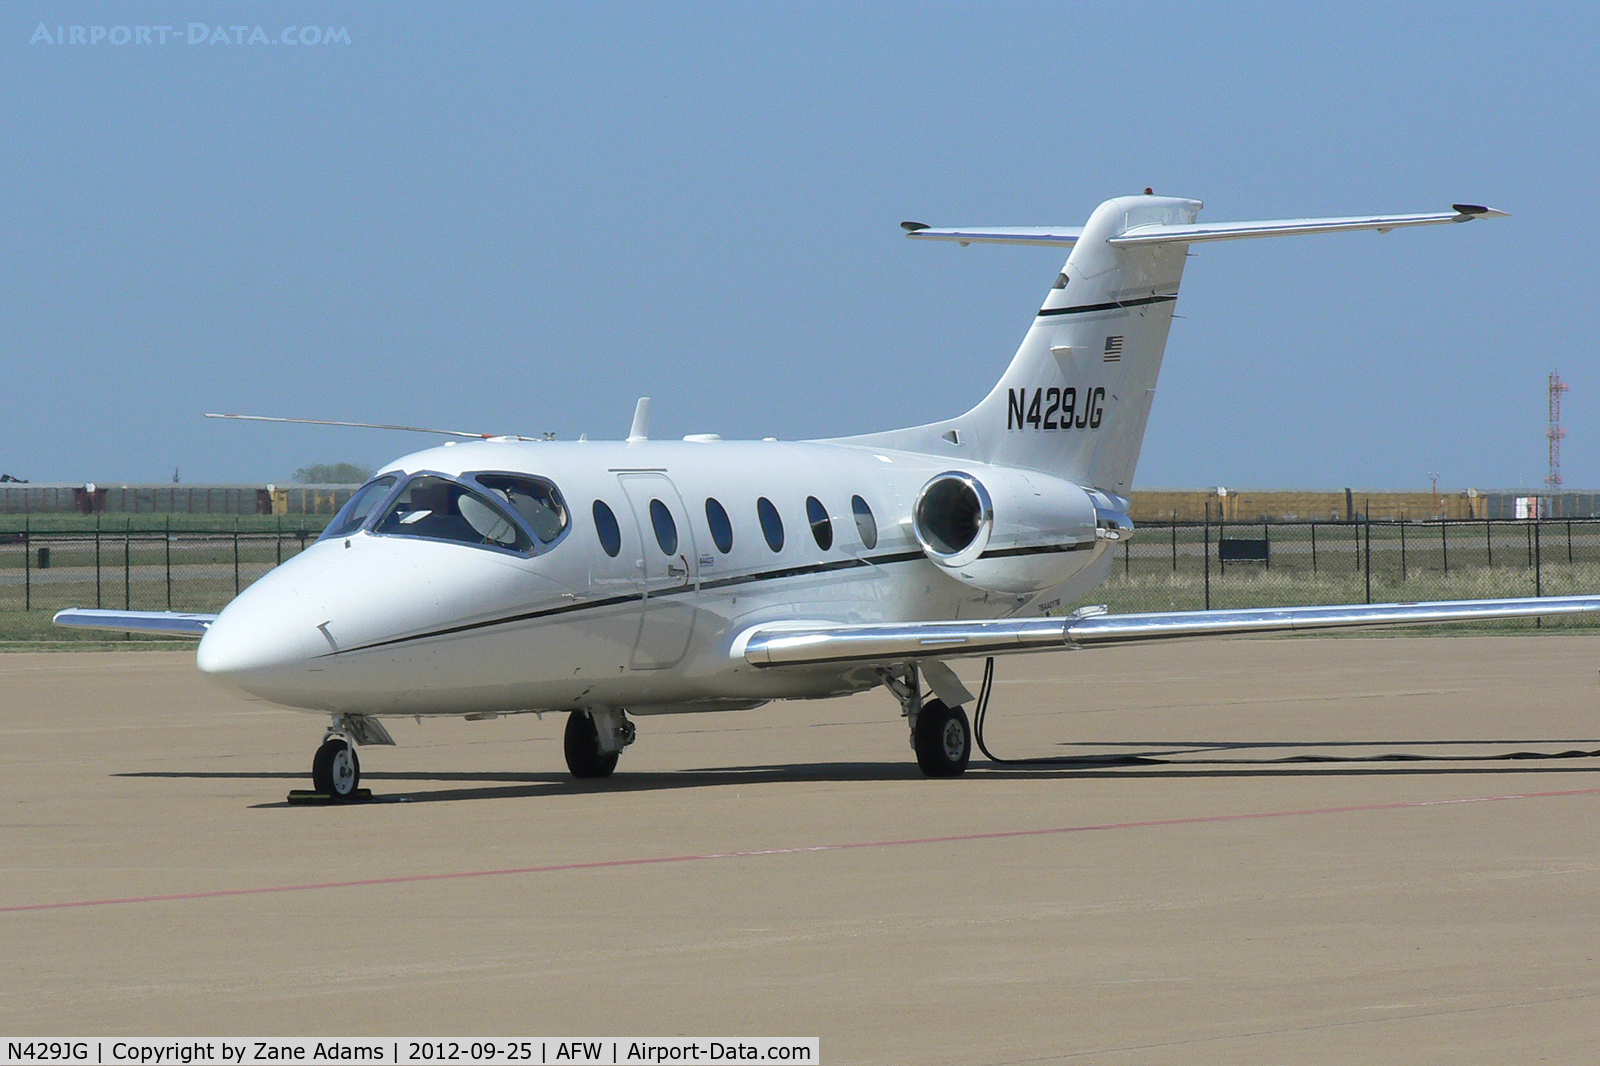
[311,738,361,798]
[913,699,971,777]
[564,710,619,778]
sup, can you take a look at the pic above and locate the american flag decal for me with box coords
[1103,335,1124,362]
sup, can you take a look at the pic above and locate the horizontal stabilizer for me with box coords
[1108,206,1508,247]
[901,224,1084,248]
[739,595,1600,667]
[53,609,216,636]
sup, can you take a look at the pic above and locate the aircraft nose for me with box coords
[196,560,331,701]
[196,603,323,682]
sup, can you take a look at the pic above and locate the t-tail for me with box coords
[838,194,1506,497]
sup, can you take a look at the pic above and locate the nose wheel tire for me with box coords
[913,699,971,778]
[564,711,620,778]
[311,738,361,798]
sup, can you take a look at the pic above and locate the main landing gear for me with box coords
[565,708,636,778]
[881,664,972,777]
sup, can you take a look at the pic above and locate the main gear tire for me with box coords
[564,710,620,778]
[913,699,971,778]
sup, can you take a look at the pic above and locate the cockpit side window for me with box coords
[372,474,532,553]
[319,475,398,542]
[472,473,571,547]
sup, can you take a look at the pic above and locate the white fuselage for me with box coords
[195,437,1113,717]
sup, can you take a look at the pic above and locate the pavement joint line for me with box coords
[4,785,1598,915]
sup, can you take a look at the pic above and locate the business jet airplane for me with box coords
[57,193,1600,798]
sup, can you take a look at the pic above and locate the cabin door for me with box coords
[616,473,699,670]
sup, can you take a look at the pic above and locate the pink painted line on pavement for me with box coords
[6,785,1598,915]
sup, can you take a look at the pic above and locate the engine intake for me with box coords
[913,472,993,567]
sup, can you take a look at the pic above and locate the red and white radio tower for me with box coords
[1546,371,1568,489]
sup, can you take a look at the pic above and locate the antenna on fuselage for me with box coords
[627,397,651,442]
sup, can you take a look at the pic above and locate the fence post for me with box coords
[1171,521,1177,572]
[95,519,102,610]
[1203,503,1211,611]
[233,520,240,596]
[1568,520,1573,565]
[165,515,171,610]
[1123,537,1130,577]
[1526,522,1533,568]
[1353,516,1360,571]
[1399,521,1406,581]
[123,518,130,611]
[1263,519,1270,570]
[1364,515,1372,604]
[1535,521,1542,596]
[23,517,29,612]
[1441,520,1448,575]
[1311,521,1317,574]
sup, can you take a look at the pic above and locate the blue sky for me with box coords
[4,2,1596,491]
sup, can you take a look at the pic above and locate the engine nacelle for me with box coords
[912,468,1115,594]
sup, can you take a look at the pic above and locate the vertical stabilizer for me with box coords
[834,194,1502,497]
[840,194,1200,496]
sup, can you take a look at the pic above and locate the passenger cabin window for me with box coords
[757,497,784,552]
[475,474,569,546]
[321,475,397,541]
[806,496,833,550]
[592,500,622,557]
[373,475,531,552]
[852,495,878,549]
[705,497,733,553]
[649,499,678,555]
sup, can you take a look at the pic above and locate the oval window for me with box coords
[649,499,678,555]
[757,497,784,552]
[705,497,733,553]
[806,496,833,551]
[852,495,878,549]
[592,500,622,557]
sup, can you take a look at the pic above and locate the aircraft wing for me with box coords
[53,609,217,636]
[737,595,1600,667]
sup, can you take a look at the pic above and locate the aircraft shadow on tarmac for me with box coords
[112,738,1600,808]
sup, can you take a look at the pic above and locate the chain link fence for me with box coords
[5,516,1599,641]
[0,521,326,641]
[1077,518,1600,629]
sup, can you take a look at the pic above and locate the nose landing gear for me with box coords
[312,734,361,797]
[292,714,390,803]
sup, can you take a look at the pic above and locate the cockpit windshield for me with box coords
[372,474,532,553]
[319,475,398,542]
[473,474,570,546]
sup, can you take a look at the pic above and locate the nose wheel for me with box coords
[312,736,362,798]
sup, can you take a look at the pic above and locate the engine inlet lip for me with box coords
[912,471,994,569]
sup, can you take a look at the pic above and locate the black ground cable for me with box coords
[969,655,1600,767]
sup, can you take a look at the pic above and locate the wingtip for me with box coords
[1452,203,1511,219]
[900,221,930,233]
